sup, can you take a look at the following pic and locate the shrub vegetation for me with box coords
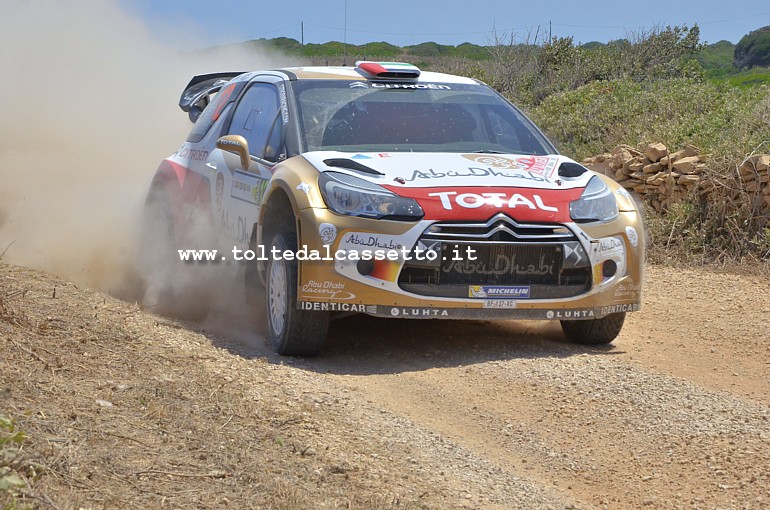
[212,26,770,262]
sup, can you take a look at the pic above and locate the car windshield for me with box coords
[292,80,555,155]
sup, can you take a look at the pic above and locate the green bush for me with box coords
[359,41,401,57]
[529,78,770,163]
[1,415,27,507]
[452,25,703,107]
[696,40,735,71]
[734,26,770,70]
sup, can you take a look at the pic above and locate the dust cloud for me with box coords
[0,0,290,338]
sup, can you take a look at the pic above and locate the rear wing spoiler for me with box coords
[179,72,246,122]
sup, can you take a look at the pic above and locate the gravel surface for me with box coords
[2,263,769,509]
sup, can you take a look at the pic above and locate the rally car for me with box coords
[144,61,644,356]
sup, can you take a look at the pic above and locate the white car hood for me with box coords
[302,151,593,190]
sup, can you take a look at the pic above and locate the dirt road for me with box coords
[2,263,769,509]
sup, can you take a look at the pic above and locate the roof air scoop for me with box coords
[355,61,421,79]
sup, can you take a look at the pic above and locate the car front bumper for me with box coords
[294,207,644,321]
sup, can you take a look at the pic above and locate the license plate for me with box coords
[483,299,518,309]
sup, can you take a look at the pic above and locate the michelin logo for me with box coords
[469,286,530,299]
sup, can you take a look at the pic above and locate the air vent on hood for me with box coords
[558,162,588,178]
[323,158,384,176]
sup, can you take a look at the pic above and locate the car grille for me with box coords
[398,214,592,299]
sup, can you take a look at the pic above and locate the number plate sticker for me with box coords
[483,300,518,309]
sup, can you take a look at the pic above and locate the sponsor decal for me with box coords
[616,187,632,200]
[590,236,626,287]
[178,147,209,161]
[251,181,268,204]
[300,280,355,300]
[403,167,552,183]
[319,223,337,245]
[469,285,530,299]
[296,182,312,194]
[299,302,370,312]
[384,186,582,222]
[516,156,559,178]
[349,81,368,89]
[371,83,451,90]
[340,232,404,251]
[546,309,595,319]
[545,304,639,319]
[614,282,641,299]
[351,154,372,159]
[278,83,289,125]
[625,226,639,247]
[390,307,449,317]
[592,236,625,257]
[599,303,639,315]
[378,153,391,158]
[483,300,518,309]
[460,154,559,178]
[218,210,251,245]
[230,171,268,206]
[593,264,604,285]
[461,154,520,168]
[444,254,555,278]
[428,191,558,212]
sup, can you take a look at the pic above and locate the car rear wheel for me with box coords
[138,185,178,302]
[265,232,329,356]
[560,312,625,345]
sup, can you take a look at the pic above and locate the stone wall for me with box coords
[582,143,770,215]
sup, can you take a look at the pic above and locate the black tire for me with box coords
[265,232,329,356]
[560,312,625,345]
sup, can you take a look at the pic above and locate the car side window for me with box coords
[228,83,281,159]
[186,82,245,143]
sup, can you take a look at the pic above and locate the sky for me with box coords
[118,0,770,49]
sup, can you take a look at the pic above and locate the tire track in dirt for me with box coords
[298,265,770,509]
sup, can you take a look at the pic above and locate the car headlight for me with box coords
[569,176,619,223]
[319,172,424,221]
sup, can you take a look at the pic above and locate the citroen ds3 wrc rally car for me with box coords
[145,61,644,356]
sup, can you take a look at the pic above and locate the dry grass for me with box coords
[0,264,431,509]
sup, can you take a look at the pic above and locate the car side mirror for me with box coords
[216,135,250,169]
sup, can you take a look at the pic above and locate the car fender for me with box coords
[258,157,326,242]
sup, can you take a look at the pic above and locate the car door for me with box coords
[211,81,285,248]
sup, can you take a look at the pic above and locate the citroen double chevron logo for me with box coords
[350,81,368,89]
[564,242,584,264]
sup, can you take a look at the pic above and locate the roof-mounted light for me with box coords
[355,61,421,79]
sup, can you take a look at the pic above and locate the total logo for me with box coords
[427,191,558,211]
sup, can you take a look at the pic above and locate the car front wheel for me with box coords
[560,312,625,345]
[265,232,329,356]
